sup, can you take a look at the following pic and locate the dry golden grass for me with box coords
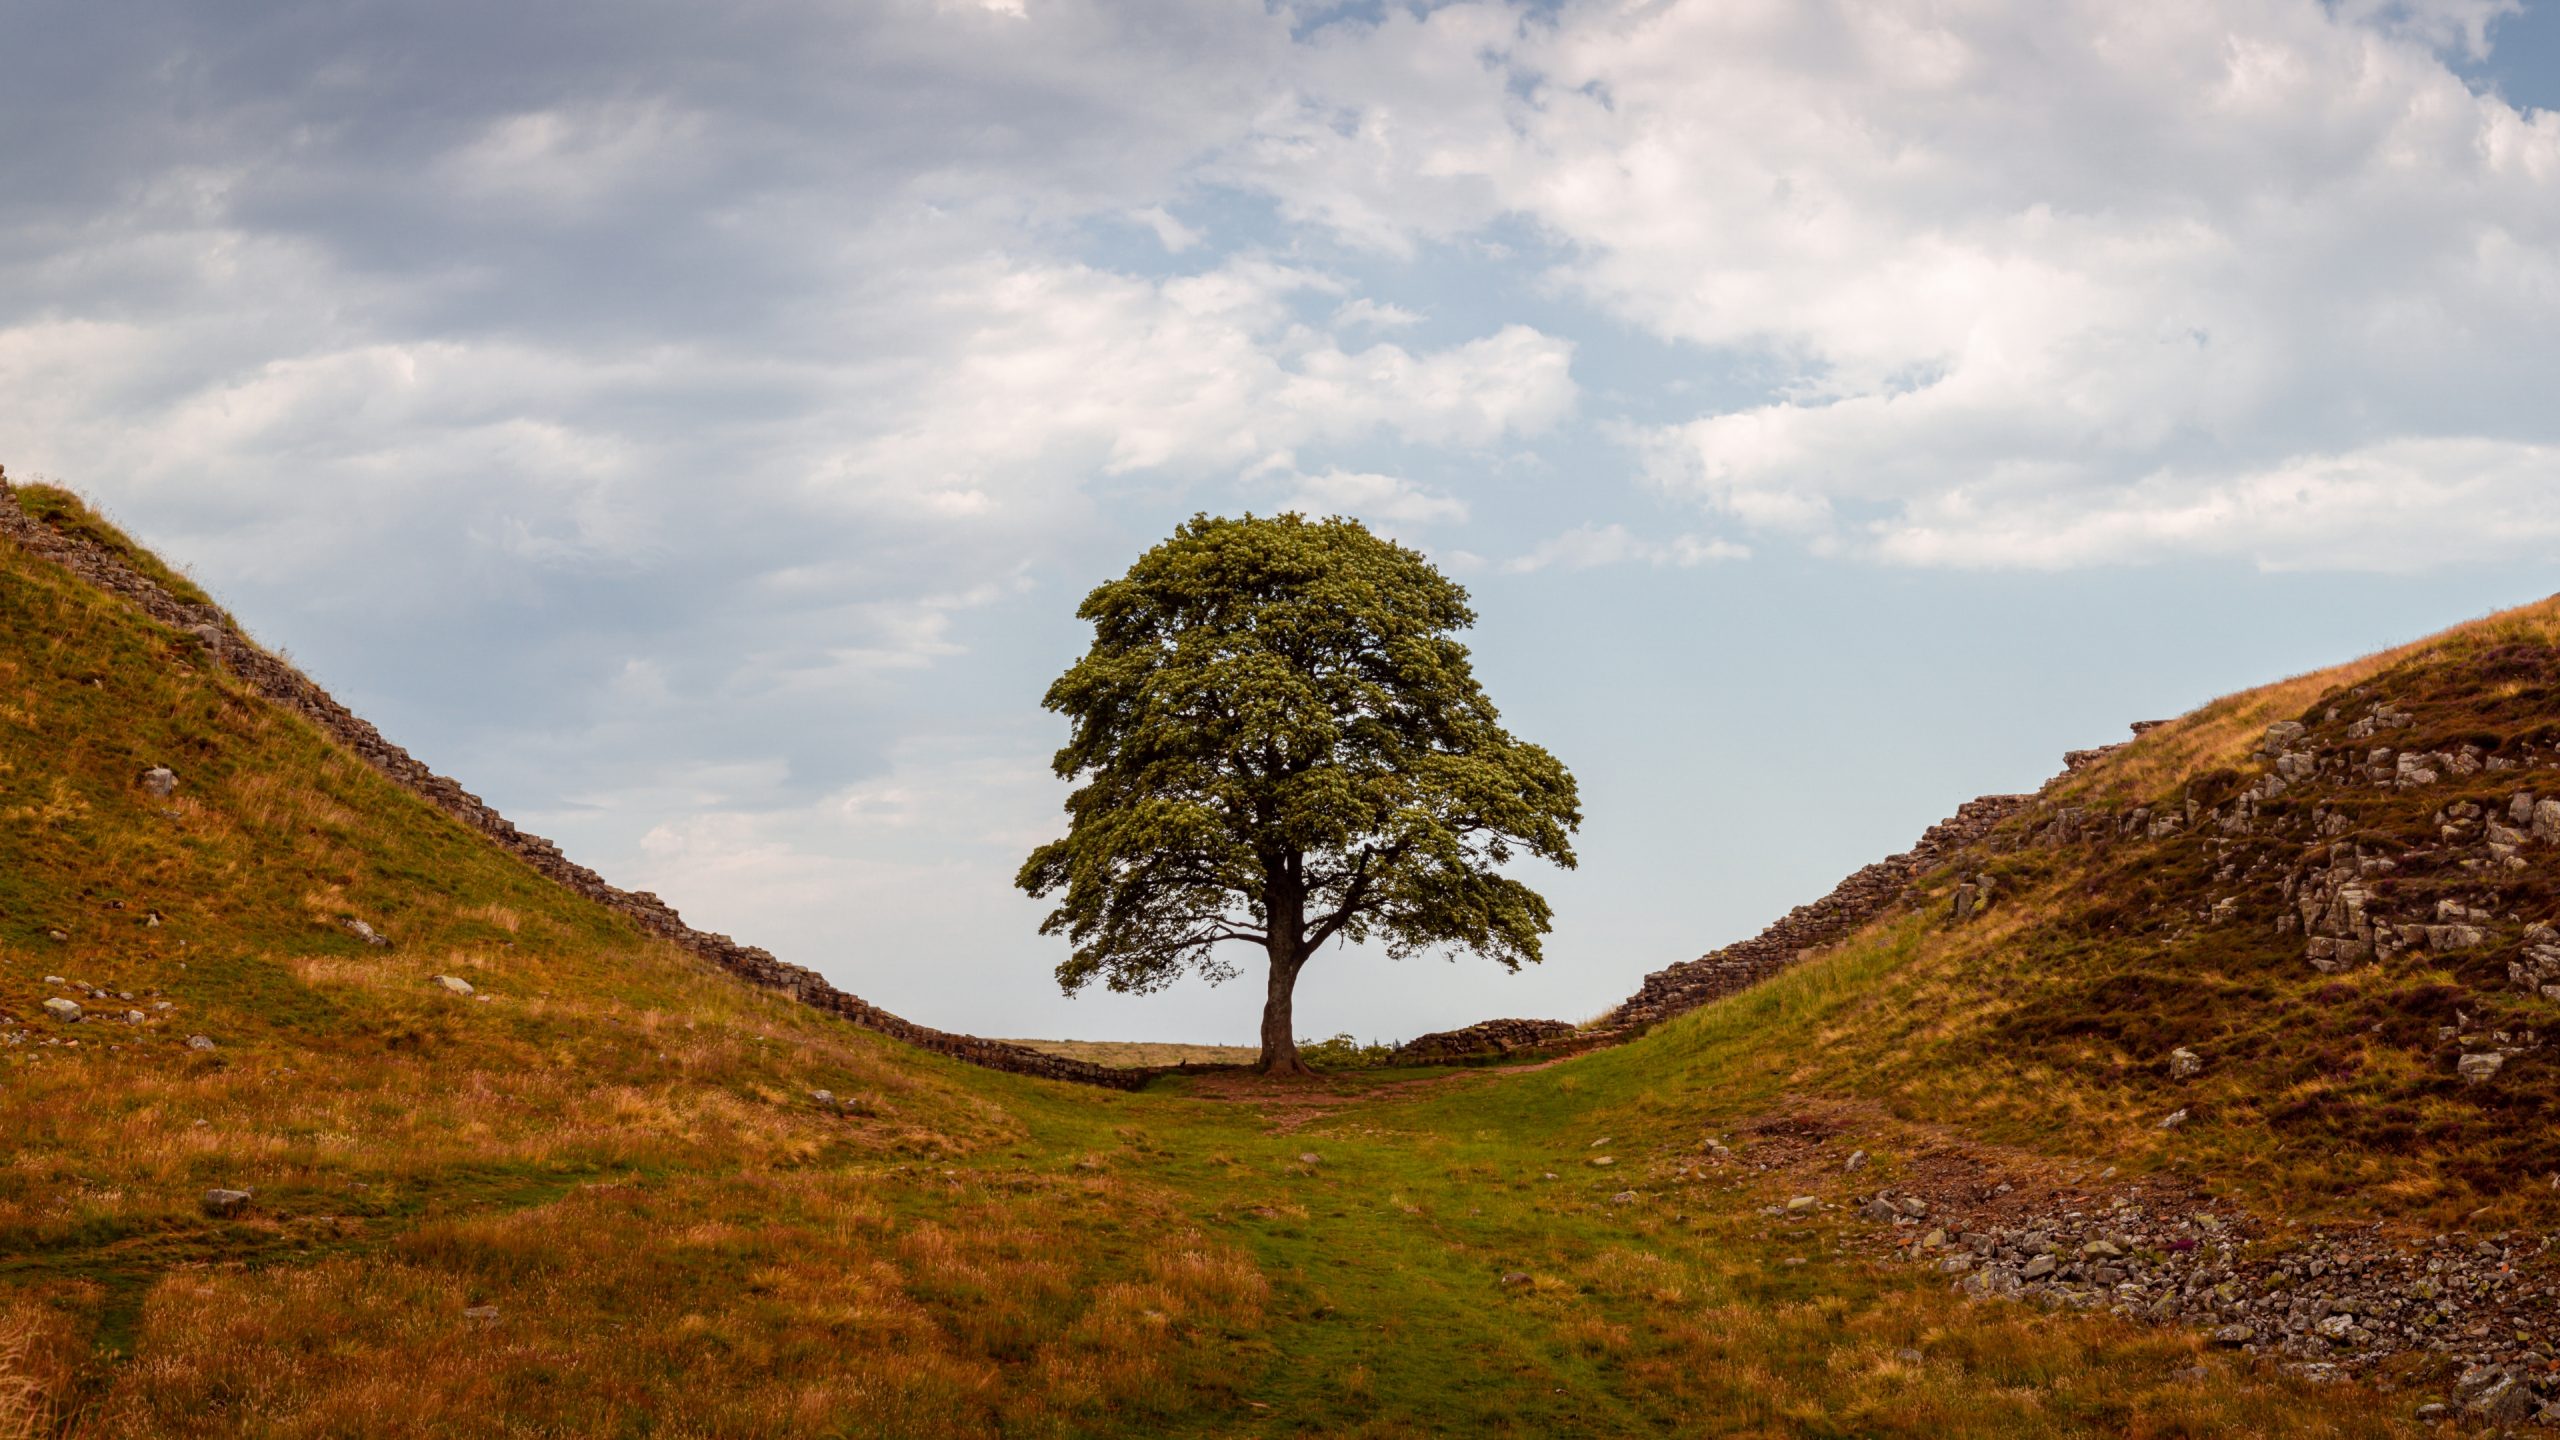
[2066,591,2560,804]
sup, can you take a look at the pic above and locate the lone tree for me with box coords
[1017,513,1580,1077]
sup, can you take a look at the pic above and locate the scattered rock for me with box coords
[2168,1047,2204,1079]
[432,975,475,996]
[1610,1191,1639,1206]
[1296,1152,1321,1166]
[2157,1108,2190,1130]
[140,766,177,797]
[1588,1156,1615,1168]
[2258,721,2308,755]
[42,998,81,1022]
[2457,1365,2534,1423]
[1844,1149,1868,1173]
[344,918,391,948]
[1785,1195,1820,1216]
[1500,1272,1532,1287]
[809,1089,836,1106]
[45,929,67,943]
[2458,1052,2506,1085]
[186,1035,216,1051]
[201,1188,252,1218]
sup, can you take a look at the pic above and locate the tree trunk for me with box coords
[1258,938,1313,1078]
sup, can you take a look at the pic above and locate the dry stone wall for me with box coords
[0,478,1151,1091]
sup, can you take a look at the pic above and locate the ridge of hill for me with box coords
[0,475,1143,1091]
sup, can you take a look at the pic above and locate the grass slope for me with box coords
[0,493,2453,1437]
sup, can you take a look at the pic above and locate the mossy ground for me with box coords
[0,502,2493,1436]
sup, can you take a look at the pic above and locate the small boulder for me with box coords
[1296,1152,1321,1166]
[1609,1190,1638,1206]
[2457,1052,2506,1085]
[42,998,81,1022]
[186,1034,216,1051]
[201,1188,252,1218]
[1844,1149,1868,1173]
[809,1089,836,1107]
[432,975,475,996]
[1784,1195,1820,1216]
[2157,1108,2190,1130]
[2168,1047,2204,1079]
[1500,1272,1532,1288]
[2457,1365,2534,1423]
[344,918,391,948]
[140,766,178,797]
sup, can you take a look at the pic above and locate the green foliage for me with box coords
[1018,513,1580,1001]
[1296,1033,1399,1070]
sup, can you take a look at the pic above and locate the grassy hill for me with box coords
[3,482,2542,1435]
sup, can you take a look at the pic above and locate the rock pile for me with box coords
[1,477,1153,1093]
[1724,1120,2560,1421]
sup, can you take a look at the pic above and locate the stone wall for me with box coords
[1389,1017,1587,1064]
[0,477,1152,1091]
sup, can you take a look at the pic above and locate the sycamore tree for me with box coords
[1017,513,1581,1077]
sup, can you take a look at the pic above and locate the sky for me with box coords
[4,0,2556,1045]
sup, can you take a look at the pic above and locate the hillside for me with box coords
[1,477,2548,1435]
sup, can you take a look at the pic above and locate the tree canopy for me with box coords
[1016,513,1580,1075]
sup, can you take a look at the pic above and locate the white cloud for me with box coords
[1331,297,1422,331]
[1282,468,1469,527]
[1872,438,2560,572]
[826,257,1575,519]
[438,102,710,216]
[1129,205,1202,252]
[1239,0,2560,571]
[1504,522,1748,573]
